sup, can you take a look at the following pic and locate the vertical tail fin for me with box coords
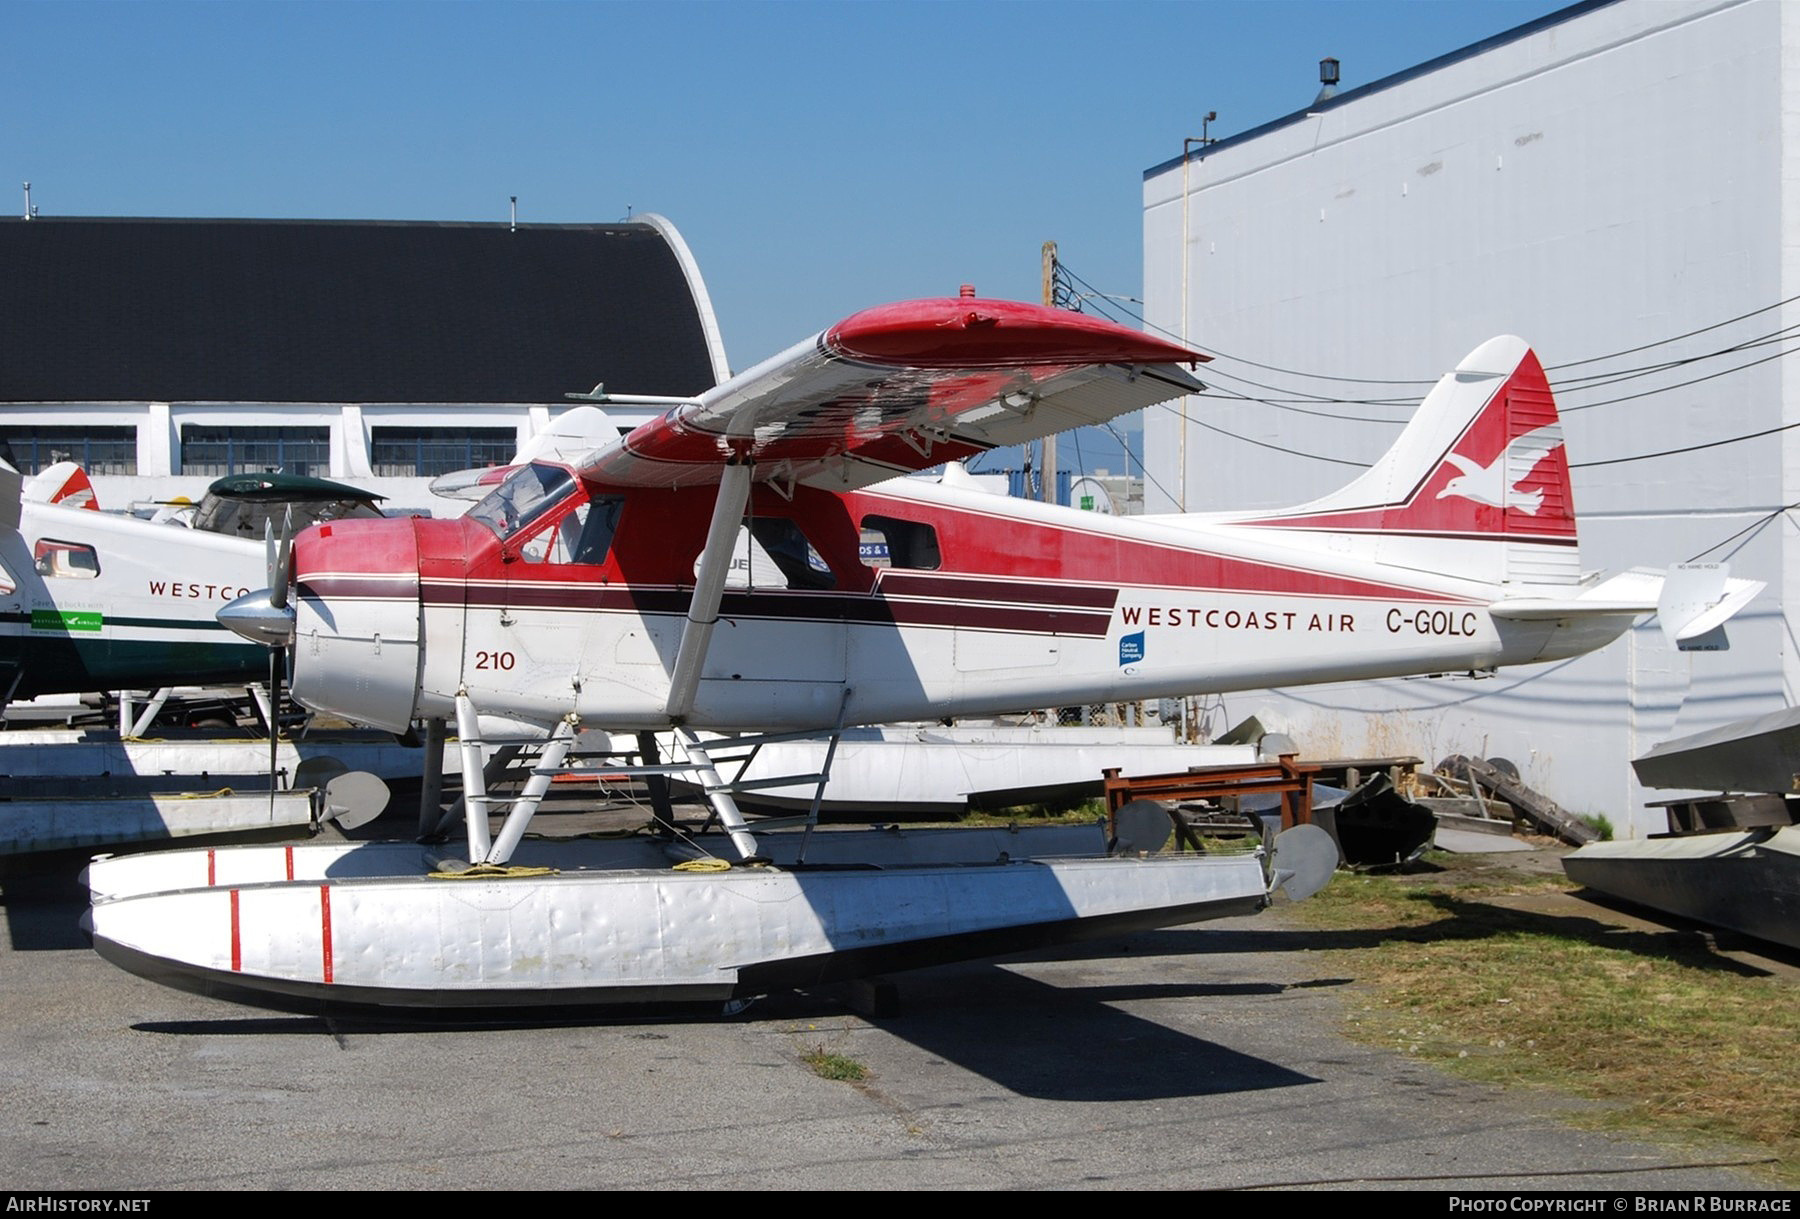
[1235,336,1578,587]
[22,462,99,512]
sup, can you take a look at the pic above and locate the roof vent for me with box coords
[1313,57,1340,107]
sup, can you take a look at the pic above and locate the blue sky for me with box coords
[9,0,1568,472]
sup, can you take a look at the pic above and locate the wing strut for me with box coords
[665,461,752,722]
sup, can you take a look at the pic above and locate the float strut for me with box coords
[454,693,494,863]
[486,715,578,865]
[416,717,447,840]
[637,730,678,834]
[676,727,759,861]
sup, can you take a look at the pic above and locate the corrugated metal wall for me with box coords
[1143,0,1793,834]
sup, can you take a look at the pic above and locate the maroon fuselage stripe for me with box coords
[875,572,1119,609]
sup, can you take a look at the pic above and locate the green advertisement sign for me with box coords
[31,609,102,633]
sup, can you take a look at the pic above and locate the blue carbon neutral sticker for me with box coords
[1118,631,1144,666]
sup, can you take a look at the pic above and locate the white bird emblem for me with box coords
[1435,424,1564,515]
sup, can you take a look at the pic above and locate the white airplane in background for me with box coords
[0,462,267,713]
[83,293,1761,1014]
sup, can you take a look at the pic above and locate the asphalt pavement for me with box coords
[0,846,1784,1192]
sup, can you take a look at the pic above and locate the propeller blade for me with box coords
[268,506,294,612]
[268,643,281,814]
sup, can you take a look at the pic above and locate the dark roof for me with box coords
[1,216,721,403]
[1145,0,1618,179]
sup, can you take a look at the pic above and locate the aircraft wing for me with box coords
[576,297,1206,491]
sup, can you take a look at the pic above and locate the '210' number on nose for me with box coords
[475,650,516,671]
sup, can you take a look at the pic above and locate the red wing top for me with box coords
[579,297,1206,490]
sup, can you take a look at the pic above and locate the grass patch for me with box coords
[1581,813,1616,842]
[959,799,1109,827]
[958,802,1269,859]
[1289,855,1799,1182]
[802,1046,868,1082]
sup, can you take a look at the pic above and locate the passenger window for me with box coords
[750,518,835,589]
[34,539,99,579]
[716,519,837,590]
[859,516,940,571]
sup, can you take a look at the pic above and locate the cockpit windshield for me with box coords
[466,462,578,542]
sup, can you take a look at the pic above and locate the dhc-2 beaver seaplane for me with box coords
[84,291,1761,1014]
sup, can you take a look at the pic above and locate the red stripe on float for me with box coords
[207,850,215,886]
[320,886,333,985]
[229,889,241,972]
[285,846,294,881]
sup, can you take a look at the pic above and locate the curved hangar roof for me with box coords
[0,213,726,404]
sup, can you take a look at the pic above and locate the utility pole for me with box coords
[1040,241,1058,505]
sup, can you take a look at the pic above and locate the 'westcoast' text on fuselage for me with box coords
[1118,605,1357,632]
[147,580,255,601]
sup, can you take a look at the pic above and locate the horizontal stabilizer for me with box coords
[1489,564,1764,652]
[1657,563,1762,647]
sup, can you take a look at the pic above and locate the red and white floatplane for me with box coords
[84,293,1759,1013]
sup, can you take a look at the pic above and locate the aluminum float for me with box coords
[83,824,1335,1013]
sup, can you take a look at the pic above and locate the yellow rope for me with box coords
[672,858,732,873]
[428,863,560,880]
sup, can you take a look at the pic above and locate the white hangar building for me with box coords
[1143,0,1794,834]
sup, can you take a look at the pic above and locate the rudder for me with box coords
[1234,336,1578,588]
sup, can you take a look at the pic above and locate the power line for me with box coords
[1570,417,1800,468]
[1546,291,1800,371]
[1687,499,1800,563]
[1559,338,1800,412]
[1155,400,1372,469]
[1054,255,1797,566]
[1056,256,1800,415]
[1100,420,1184,505]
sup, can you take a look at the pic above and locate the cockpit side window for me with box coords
[517,496,625,566]
[573,496,625,565]
[467,463,576,543]
[34,539,99,579]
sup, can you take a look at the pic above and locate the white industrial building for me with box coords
[1143,0,1794,834]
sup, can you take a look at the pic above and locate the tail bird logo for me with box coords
[1436,424,1565,516]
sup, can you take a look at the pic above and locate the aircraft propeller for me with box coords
[216,511,384,830]
[215,515,298,648]
[263,511,293,814]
